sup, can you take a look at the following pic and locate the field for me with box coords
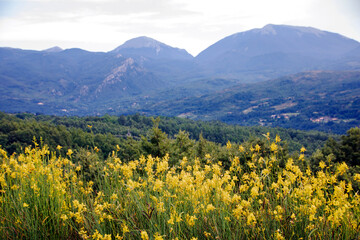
[1,135,359,239]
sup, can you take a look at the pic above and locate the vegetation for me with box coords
[1,111,359,239]
[0,112,332,159]
[143,71,360,134]
[1,130,359,239]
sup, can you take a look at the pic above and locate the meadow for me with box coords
[1,133,359,240]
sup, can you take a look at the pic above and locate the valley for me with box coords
[1,24,359,133]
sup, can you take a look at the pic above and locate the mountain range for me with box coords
[1,24,360,133]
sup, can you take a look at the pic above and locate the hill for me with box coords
[142,71,360,134]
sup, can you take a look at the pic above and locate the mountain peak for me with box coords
[111,36,193,60]
[116,36,165,50]
[256,24,277,35]
[43,46,63,53]
[249,24,326,37]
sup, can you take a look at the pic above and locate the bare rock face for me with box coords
[95,58,140,94]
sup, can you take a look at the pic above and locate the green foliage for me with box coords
[172,130,196,161]
[140,117,170,158]
[0,111,338,166]
[317,127,360,166]
[311,127,360,190]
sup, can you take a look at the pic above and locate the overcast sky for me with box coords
[0,0,359,56]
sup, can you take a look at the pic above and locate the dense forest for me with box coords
[1,112,333,158]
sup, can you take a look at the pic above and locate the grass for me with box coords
[0,136,359,239]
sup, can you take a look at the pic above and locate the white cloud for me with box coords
[0,0,359,55]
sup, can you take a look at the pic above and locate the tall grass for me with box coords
[0,136,359,239]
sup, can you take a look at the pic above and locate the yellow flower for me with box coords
[154,232,164,240]
[270,142,278,152]
[337,162,348,175]
[153,179,164,191]
[206,204,215,212]
[78,227,89,239]
[157,201,166,213]
[115,234,123,240]
[238,145,245,152]
[275,135,281,143]
[111,193,118,201]
[300,146,306,153]
[274,229,285,240]
[247,212,256,226]
[60,214,68,221]
[204,231,212,238]
[92,230,102,240]
[23,202,29,208]
[141,231,149,240]
[262,168,270,176]
[250,186,259,198]
[186,214,197,227]
[66,149,73,157]
[56,145,62,151]
[319,161,326,169]
[94,147,99,152]
[354,173,360,182]
[226,141,232,149]
[103,234,111,240]
[168,217,175,225]
[122,224,130,234]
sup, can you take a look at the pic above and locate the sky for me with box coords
[0,0,359,56]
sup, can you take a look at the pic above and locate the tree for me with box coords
[338,127,360,166]
[141,118,170,158]
[171,130,195,162]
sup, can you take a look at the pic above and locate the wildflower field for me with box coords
[0,136,359,240]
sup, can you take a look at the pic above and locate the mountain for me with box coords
[0,24,360,131]
[142,71,360,134]
[111,36,193,60]
[110,36,197,84]
[195,24,360,81]
[0,36,199,115]
[0,46,164,114]
[43,46,63,53]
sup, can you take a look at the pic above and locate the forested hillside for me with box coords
[143,71,360,134]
